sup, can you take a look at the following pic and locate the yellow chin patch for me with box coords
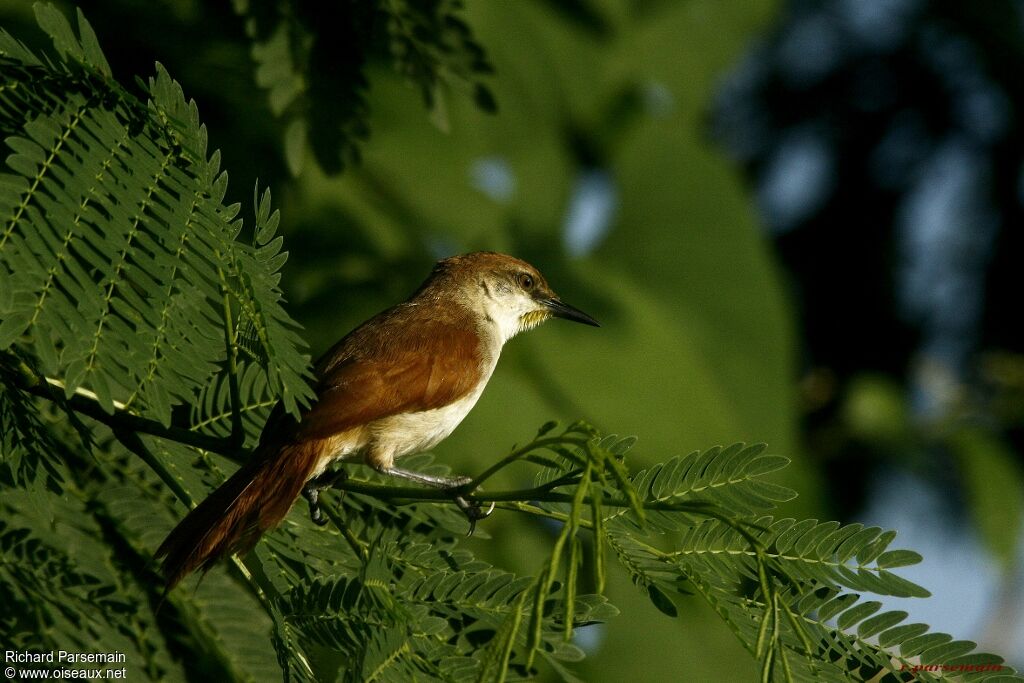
[519,309,551,332]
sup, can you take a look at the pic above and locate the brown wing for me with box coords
[290,315,484,442]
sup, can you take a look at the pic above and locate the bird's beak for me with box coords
[543,298,600,327]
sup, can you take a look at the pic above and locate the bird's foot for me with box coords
[378,466,493,534]
[302,468,348,527]
[454,495,496,537]
[301,485,328,526]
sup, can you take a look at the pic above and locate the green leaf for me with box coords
[836,600,882,630]
[646,584,678,618]
[857,610,908,639]
[0,9,314,423]
[875,549,923,569]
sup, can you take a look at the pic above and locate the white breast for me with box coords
[364,377,488,469]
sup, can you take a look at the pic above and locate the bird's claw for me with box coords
[302,468,348,527]
[302,486,329,526]
[455,495,496,536]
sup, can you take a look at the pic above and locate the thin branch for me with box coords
[464,435,590,490]
[333,475,715,513]
[496,501,591,527]
[4,358,717,521]
[115,428,195,507]
[4,352,245,461]
[7,367,728,551]
[218,265,245,449]
[320,493,369,561]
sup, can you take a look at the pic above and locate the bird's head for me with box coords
[427,252,599,343]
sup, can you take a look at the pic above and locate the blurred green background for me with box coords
[4,0,1024,679]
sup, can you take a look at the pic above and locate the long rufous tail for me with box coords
[156,441,321,588]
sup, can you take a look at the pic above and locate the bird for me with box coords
[156,251,599,588]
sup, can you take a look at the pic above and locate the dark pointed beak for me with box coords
[543,298,600,327]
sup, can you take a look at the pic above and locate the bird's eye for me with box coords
[518,273,534,290]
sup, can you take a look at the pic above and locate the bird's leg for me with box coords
[380,466,496,535]
[382,466,472,489]
[302,467,348,526]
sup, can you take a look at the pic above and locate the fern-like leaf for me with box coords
[0,5,313,425]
